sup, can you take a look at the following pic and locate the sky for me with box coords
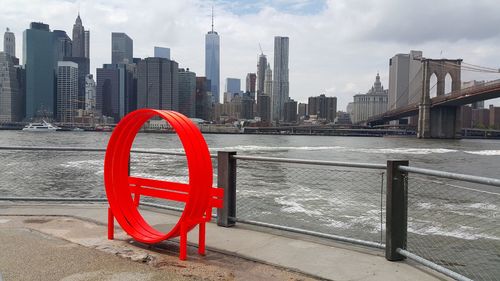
[2,0,500,110]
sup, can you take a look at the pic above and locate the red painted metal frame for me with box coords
[104,109,223,260]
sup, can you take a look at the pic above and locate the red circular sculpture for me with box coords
[104,109,223,260]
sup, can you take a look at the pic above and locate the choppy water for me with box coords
[0,131,498,280]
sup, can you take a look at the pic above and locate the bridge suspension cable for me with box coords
[462,62,500,73]
[386,67,423,111]
[428,60,500,74]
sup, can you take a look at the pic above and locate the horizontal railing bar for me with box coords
[132,149,218,159]
[411,176,500,196]
[132,149,187,157]
[396,248,473,281]
[0,197,108,202]
[399,165,500,187]
[0,146,217,158]
[232,155,387,170]
[0,196,215,217]
[0,146,106,152]
[234,217,385,249]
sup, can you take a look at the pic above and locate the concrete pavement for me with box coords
[0,203,450,281]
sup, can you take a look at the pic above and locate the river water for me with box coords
[0,131,498,280]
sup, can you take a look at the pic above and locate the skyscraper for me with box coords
[154,46,170,59]
[112,33,133,64]
[96,66,119,121]
[205,8,220,103]
[388,50,422,125]
[56,61,78,123]
[23,22,56,119]
[53,30,72,62]
[137,57,179,111]
[257,54,267,95]
[72,13,85,58]
[98,63,134,122]
[272,36,289,122]
[84,30,90,59]
[241,94,254,120]
[63,56,90,110]
[85,74,96,113]
[225,78,240,94]
[264,63,272,97]
[388,50,422,110]
[195,76,212,121]
[0,52,24,122]
[308,94,337,122]
[257,63,272,123]
[224,78,241,103]
[4,28,15,58]
[246,73,256,96]
[257,95,271,123]
[283,98,297,123]
[178,68,196,117]
[298,103,307,118]
[69,14,90,111]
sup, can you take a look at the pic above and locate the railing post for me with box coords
[386,160,409,261]
[217,151,237,227]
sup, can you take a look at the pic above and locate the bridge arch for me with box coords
[422,59,462,99]
[444,73,453,95]
[429,73,438,98]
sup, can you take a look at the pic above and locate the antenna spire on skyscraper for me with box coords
[211,6,214,32]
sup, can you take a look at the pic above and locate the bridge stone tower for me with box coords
[417,59,462,138]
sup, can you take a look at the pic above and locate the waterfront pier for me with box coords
[0,145,499,280]
[0,204,447,281]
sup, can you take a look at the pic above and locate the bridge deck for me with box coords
[365,80,500,124]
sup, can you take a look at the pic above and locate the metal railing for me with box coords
[0,145,218,158]
[223,152,387,248]
[387,164,500,281]
[0,145,217,209]
[1,146,499,281]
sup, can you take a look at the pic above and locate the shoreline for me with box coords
[3,128,500,139]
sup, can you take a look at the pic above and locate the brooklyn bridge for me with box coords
[364,58,500,139]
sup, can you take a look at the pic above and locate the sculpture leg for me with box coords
[180,222,187,260]
[133,193,141,207]
[108,208,114,240]
[198,222,206,256]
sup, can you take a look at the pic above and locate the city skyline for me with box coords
[1,0,500,110]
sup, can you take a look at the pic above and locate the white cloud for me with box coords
[1,0,499,110]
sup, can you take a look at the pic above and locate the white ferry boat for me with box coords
[22,120,60,131]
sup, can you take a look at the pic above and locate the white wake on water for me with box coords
[136,145,498,156]
[464,150,500,156]
[208,145,458,155]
